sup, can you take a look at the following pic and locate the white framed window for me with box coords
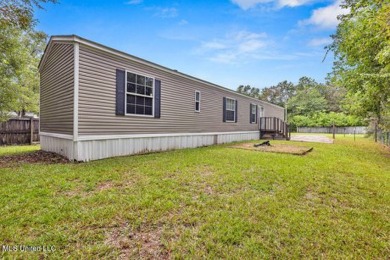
[126,71,154,116]
[195,91,200,112]
[226,98,236,122]
[250,104,257,123]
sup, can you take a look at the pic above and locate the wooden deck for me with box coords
[259,117,290,140]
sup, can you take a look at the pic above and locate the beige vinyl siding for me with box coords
[78,44,284,136]
[262,103,284,119]
[40,43,74,135]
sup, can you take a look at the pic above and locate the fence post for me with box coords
[332,122,335,139]
[288,125,291,140]
[30,118,34,144]
[387,132,389,146]
[374,120,378,142]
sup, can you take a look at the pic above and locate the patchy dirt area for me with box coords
[230,143,313,155]
[105,223,169,259]
[0,150,70,167]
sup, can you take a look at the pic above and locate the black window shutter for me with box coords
[235,100,238,123]
[154,79,161,118]
[223,97,226,122]
[255,104,258,123]
[250,104,252,123]
[116,69,125,116]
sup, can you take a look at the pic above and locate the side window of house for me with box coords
[250,104,257,123]
[126,72,154,116]
[226,98,235,121]
[195,91,200,112]
[223,97,237,122]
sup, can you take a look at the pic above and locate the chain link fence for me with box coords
[378,130,390,147]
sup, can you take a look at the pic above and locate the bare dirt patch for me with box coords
[0,150,70,167]
[230,143,313,155]
[194,164,214,176]
[204,185,214,195]
[105,224,169,259]
[97,181,114,192]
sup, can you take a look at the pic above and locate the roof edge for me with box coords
[39,34,284,110]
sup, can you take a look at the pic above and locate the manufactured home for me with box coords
[39,35,286,161]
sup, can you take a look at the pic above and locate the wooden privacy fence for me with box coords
[0,118,39,145]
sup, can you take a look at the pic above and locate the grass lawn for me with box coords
[0,135,389,258]
[0,144,39,156]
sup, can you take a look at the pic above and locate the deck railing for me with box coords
[259,117,290,140]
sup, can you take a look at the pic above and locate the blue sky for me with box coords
[35,0,347,90]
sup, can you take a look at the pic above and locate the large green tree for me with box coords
[238,77,351,119]
[0,0,55,121]
[0,0,56,29]
[288,86,328,117]
[328,0,390,130]
[259,80,295,107]
[0,27,46,120]
[237,85,261,98]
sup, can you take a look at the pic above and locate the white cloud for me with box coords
[239,39,266,52]
[146,6,178,18]
[154,7,178,18]
[231,0,313,9]
[126,0,143,5]
[202,41,227,50]
[278,0,312,7]
[308,37,332,46]
[178,19,188,25]
[210,53,239,63]
[231,0,273,10]
[301,0,349,29]
[198,30,268,64]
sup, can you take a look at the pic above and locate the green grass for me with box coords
[0,136,389,259]
[0,144,39,156]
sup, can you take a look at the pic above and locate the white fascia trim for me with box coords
[73,42,79,142]
[40,132,74,140]
[77,131,260,141]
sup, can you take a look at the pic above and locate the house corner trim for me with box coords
[73,42,80,160]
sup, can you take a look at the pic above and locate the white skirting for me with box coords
[40,134,75,159]
[40,131,260,162]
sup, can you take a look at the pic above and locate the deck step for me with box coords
[261,133,287,140]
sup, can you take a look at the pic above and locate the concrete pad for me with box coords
[290,135,334,144]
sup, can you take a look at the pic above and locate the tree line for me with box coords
[328,0,389,132]
[238,0,389,131]
[237,76,364,128]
